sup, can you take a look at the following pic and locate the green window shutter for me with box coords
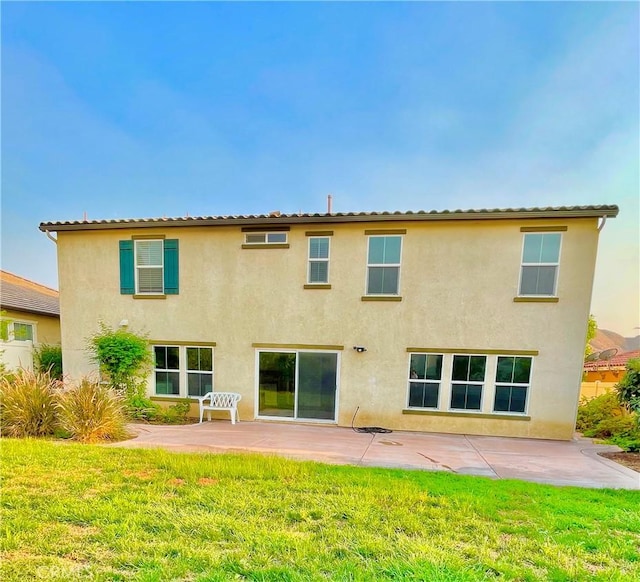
[119,240,135,294]
[164,239,179,294]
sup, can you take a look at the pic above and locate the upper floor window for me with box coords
[519,233,561,296]
[308,237,330,284]
[136,240,164,294]
[450,355,486,411]
[119,238,179,296]
[244,232,288,245]
[366,235,402,295]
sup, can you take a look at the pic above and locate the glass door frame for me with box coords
[254,348,341,423]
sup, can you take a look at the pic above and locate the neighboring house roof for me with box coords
[0,271,60,318]
[584,350,640,371]
[39,204,619,232]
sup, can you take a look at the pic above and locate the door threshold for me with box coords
[255,417,338,426]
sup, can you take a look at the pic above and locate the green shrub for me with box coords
[0,369,59,437]
[617,358,640,415]
[57,379,128,443]
[576,391,622,433]
[609,435,640,453]
[576,390,640,452]
[87,323,152,395]
[156,401,191,424]
[34,344,63,380]
[582,414,637,439]
[124,393,192,424]
[125,393,160,421]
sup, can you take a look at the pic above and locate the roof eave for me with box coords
[39,206,620,232]
[0,304,60,318]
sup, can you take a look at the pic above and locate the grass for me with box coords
[2,439,639,581]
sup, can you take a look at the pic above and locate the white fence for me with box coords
[0,341,34,371]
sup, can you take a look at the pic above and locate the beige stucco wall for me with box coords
[56,217,600,440]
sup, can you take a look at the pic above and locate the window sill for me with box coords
[241,243,290,249]
[513,297,559,303]
[304,284,331,289]
[402,409,531,421]
[150,396,188,402]
[361,296,402,302]
[133,294,167,300]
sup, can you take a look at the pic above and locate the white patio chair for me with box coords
[197,392,242,425]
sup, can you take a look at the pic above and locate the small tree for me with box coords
[87,323,152,397]
[0,310,11,378]
[0,310,11,341]
[617,358,640,416]
[585,314,597,358]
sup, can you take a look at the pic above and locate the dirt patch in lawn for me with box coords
[599,452,640,473]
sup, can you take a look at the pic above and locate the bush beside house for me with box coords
[576,358,640,452]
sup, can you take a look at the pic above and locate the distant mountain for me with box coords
[590,329,640,354]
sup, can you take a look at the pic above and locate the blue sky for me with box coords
[2,2,638,334]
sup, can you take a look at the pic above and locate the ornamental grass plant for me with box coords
[56,379,129,443]
[0,369,59,437]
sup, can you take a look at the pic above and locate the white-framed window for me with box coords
[494,356,532,414]
[450,355,486,411]
[406,352,533,416]
[154,346,180,395]
[153,345,214,397]
[12,322,35,342]
[308,237,330,284]
[186,347,214,397]
[366,235,402,295]
[3,320,37,343]
[519,233,561,296]
[244,232,288,245]
[135,239,164,294]
[408,353,443,408]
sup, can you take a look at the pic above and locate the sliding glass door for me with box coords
[258,351,338,421]
[258,352,296,418]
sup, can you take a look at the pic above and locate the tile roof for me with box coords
[0,271,60,317]
[39,204,619,232]
[583,350,640,371]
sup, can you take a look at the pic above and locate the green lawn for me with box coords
[2,439,639,581]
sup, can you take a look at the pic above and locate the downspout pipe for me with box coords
[597,215,607,232]
[44,229,57,244]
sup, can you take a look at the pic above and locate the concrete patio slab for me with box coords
[109,420,640,490]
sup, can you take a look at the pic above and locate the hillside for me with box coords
[590,329,640,354]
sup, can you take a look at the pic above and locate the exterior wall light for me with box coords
[353,346,367,353]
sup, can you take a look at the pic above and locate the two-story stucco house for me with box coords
[40,204,618,440]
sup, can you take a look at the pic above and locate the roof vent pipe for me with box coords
[327,194,333,214]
